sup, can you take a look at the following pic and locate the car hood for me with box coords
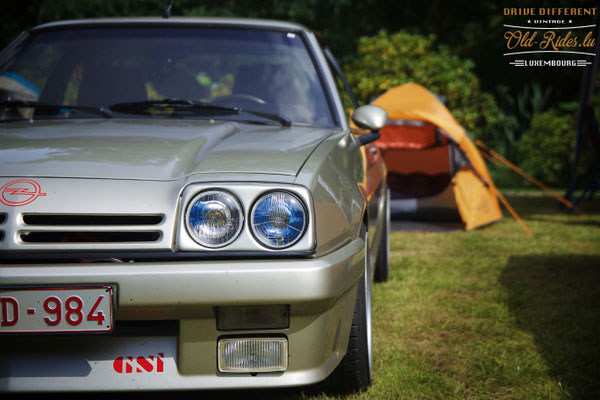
[0,119,335,180]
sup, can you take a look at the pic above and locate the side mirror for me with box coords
[351,105,388,147]
[352,105,388,131]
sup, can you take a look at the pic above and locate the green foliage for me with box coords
[0,0,167,47]
[345,30,501,140]
[485,84,555,188]
[494,83,553,158]
[517,102,578,187]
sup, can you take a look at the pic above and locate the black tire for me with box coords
[374,188,390,282]
[322,275,372,394]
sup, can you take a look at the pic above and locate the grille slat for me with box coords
[18,214,164,244]
[20,231,161,243]
[22,214,163,226]
[17,225,163,232]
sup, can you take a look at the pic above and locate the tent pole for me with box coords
[476,140,583,213]
[493,187,533,237]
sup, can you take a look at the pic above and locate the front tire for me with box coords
[374,188,390,282]
[323,228,372,394]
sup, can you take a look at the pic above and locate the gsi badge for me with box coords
[113,353,165,374]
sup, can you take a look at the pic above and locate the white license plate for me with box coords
[0,286,114,333]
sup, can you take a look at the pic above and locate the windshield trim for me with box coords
[30,18,311,35]
[297,29,340,128]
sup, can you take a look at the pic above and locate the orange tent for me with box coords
[372,82,502,230]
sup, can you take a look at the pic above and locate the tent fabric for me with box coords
[383,145,451,175]
[372,82,502,230]
[378,122,448,150]
[452,167,501,230]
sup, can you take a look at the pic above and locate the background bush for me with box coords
[517,102,578,187]
[343,30,594,190]
[517,95,599,188]
[345,31,501,143]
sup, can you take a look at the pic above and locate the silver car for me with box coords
[0,18,389,393]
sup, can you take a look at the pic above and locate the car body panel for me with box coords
[0,17,386,392]
[0,235,364,391]
[0,120,335,180]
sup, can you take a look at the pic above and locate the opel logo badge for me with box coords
[0,179,47,207]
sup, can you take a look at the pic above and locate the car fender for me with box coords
[295,129,368,257]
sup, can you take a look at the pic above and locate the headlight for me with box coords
[185,190,243,248]
[251,191,307,249]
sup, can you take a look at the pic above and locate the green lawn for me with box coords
[310,193,600,400]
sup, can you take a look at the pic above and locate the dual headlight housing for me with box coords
[184,187,308,250]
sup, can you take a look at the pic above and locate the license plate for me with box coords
[0,286,113,333]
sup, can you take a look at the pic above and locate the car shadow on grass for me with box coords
[499,254,600,399]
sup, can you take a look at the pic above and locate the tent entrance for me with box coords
[380,121,456,199]
[379,120,461,221]
[386,145,452,198]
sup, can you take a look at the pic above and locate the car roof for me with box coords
[31,17,311,34]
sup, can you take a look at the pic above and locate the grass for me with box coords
[303,193,600,400]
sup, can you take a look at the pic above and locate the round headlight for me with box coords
[251,191,307,249]
[186,190,243,248]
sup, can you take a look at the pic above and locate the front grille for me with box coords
[18,214,164,244]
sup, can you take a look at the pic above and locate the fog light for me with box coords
[218,337,288,373]
[217,305,289,331]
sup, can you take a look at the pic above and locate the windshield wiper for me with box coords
[108,98,291,127]
[109,98,236,113]
[0,100,113,118]
[239,108,292,127]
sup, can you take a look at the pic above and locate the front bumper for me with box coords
[0,238,364,392]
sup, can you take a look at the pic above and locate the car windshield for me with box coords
[0,26,335,126]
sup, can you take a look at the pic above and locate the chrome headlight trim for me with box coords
[177,183,315,252]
